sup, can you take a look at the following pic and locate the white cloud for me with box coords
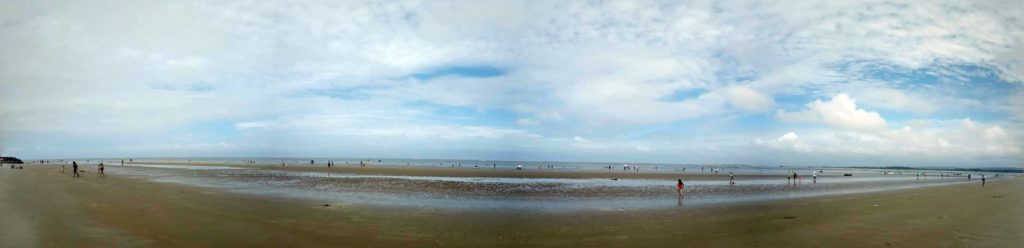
[759,118,1021,164]
[235,121,273,129]
[724,86,775,113]
[516,118,540,126]
[756,132,812,153]
[571,136,607,149]
[852,87,938,115]
[235,114,540,140]
[776,94,889,131]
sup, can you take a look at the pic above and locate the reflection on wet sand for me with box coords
[108,163,994,211]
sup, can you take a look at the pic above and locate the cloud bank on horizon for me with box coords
[1,0,1022,167]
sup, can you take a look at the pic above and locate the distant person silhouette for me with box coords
[72,162,80,178]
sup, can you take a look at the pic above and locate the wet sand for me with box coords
[2,164,1020,247]
[121,160,830,180]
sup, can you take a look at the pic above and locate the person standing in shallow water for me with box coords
[677,179,685,195]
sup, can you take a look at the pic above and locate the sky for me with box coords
[1,0,1022,167]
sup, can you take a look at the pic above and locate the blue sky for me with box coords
[1,0,1022,167]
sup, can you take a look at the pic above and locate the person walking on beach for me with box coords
[98,163,105,177]
[982,174,986,187]
[72,161,80,178]
[677,179,685,195]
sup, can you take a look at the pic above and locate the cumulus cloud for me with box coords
[756,132,812,153]
[776,94,889,131]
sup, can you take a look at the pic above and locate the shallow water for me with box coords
[105,163,1001,211]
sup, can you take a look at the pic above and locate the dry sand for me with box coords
[1,164,1020,247]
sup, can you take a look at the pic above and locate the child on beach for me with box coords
[72,162,80,178]
[98,163,105,177]
[677,179,685,195]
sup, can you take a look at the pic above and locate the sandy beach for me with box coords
[1,163,1020,247]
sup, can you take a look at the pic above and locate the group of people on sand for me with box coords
[786,171,802,184]
[785,170,821,184]
[63,161,103,178]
